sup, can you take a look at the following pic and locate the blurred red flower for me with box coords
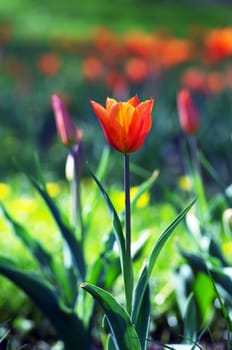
[82,56,104,81]
[177,89,200,135]
[124,57,149,84]
[38,53,61,76]
[181,68,207,93]
[203,28,232,63]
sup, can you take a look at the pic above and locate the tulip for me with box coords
[51,94,82,147]
[90,95,154,153]
[177,89,200,135]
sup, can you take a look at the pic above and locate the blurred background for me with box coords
[0,1,232,348]
[0,0,232,187]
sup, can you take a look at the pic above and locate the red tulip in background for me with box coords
[177,89,200,135]
[51,94,82,147]
[90,95,154,153]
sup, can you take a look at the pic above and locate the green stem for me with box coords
[188,136,207,222]
[70,145,84,245]
[124,153,133,314]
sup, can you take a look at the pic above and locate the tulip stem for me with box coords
[188,136,207,222]
[124,153,133,314]
[71,145,84,245]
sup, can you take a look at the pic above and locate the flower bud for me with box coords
[51,94,82,147]
[177,89,200,135]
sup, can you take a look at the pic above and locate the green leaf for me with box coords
[95,146,110,181]
[0,257,87,350]
[183,293,197,343]
[81,283,141,350]
[27,175,86,279]
[180,250,232,300]
[0,203,78,308]
[106,334,117,350]
[135,281,151,350]
[208,238,228,266]
[132,198,196,325]
[88,169,127,287]
[0,203,53,278]
[200,152,232,207]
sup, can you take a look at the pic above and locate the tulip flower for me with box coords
[51,94,82,147]
[90,95,154,153]
[177,89,200,135]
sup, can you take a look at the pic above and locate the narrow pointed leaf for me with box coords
[88,169,126,283]
[106,334,117,350]
[0,203,53,278]
[180,250,232,298]
[184,293,197,342]
[132,198,196,324]
[135,282,151,350]
[0,256,88,350]
[0,203,78,307]
[81,283,141,350]
[27,175,86,279]
[208,271,232,331]
[95,146,110,181]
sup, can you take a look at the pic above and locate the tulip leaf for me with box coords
[27,175,86,279]
[199,152,232,207]
[0,203,78,308]
[208,271,232,331]
[88,169,127,283]
[135,280,151,350]
[183,293,197,342]
[180,250,232,298]
[0,256,88,350]
[0,202,53,277]
[132,198,196,325]
[106,334,117,350]
[81,283,141,350]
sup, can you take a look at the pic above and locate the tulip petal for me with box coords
[106,97,118,113]
[127,95,140,107]
[109,102,136,152]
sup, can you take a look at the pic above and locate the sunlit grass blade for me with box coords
[0,256,87,350]
[81,283,141,350]
[27,175,86,279]
[132,198,196,325]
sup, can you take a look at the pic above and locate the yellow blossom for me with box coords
[46,182,61,198]
[12,197,37,214]
[112,186,150,211]
[0,183,11,199]
[222,241,232,255]
[178,175,192,192]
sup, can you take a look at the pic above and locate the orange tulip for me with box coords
[90,95,154,153]
[177,90,200,135]
[51,94,82,147]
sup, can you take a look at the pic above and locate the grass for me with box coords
[0,0,232,41]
